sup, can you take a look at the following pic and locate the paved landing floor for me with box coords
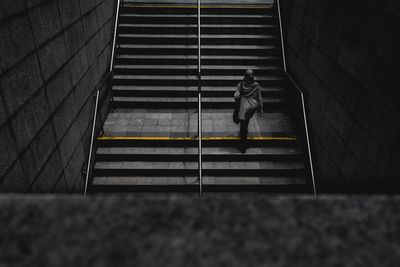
[103,109,295,137]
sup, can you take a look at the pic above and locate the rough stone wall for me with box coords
[280,0,400,190]
[0,0,114,192]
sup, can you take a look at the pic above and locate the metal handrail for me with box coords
[110,0,122,73]
[276,0,286,72]
[275,0,316,195]
[287,74,317,196]
[84,0,123,196]
[197,0,203,196]
[84,90,100,196]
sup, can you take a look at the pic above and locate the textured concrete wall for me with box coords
[0,0,114,192]
[1,194,400,266]
[280,0,400,191]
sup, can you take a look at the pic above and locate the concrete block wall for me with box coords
[0,0,115,192]
[280,0,400,190]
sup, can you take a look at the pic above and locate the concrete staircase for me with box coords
[90,2,312,193]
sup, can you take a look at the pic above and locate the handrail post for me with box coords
[197,0,203,196]
[84,90,100,196]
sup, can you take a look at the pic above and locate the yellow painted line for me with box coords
[97,136,296,141]
[125,4,272,9]
[98,136,190,141]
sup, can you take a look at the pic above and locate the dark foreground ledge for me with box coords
[1,194,400,266]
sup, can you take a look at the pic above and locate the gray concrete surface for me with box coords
[0,0,115,192]
[280,0,400,190]
[103,110,294,137]
[0,194,400,266]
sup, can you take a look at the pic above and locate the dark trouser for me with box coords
[240,119,249,149]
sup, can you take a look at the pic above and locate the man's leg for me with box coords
[240,119,249,152]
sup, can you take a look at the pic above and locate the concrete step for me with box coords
[119,14,276,24]
[112,85,283,91]
[113,64,282,76]
[115,55,280,65]
[92,176,199,185]
[93,160,306,177]
[118,34,279,45]
[112,74,283,86]
[118,44,279,56]
[92,176,307,186]
[94,161,305,169]
[112,74,282,79]
[111,96,283,110]
[96,146,304,162]
[114,64,281,69]
[111,85,284,97]
[90,177,309,193]
[111,91,281,98]
[118,23,278,34]
[120,6,273,16]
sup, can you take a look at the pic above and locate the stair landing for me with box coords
[103,110,295,138]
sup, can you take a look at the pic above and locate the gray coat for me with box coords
[234,81,263,120]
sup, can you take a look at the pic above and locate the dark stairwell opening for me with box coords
[89,0,315,194]
[0,0,399,194]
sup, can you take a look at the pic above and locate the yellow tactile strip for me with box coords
[124,4,273,9]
